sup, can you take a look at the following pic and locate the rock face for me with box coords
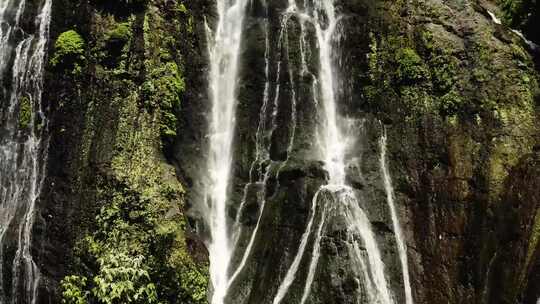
[11,0,539,303]
[32,0,209,303]
[177,0,540,303]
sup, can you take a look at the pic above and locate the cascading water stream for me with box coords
[0,0,52,303]
[204,0,249,303]
[312,0,346,186]
[380,131,414,304]
[272,1,396,303]
[203,1,412,303]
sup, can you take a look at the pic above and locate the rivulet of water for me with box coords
[380,131,414,304]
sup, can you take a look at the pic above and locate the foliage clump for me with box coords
[61,179,207,304]
[395,48,428,84]
[498,0,537,27]
[51,30,86,74]
[497,0,539,43]
[106,22,132,47]
[18,95,32,130]
[142,61,184,144]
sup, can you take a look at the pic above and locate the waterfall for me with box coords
[380,131,414,304]
[202,0,412,303]
[271,1,395,303]
[204,0,249,303]
[0,0,52,303]
[312,0,346,186]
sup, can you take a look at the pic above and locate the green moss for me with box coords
[18,95,32,130]
[142,61,184,145]
[176,3,187,13]
[430,55,458,93]
[438,90,464,116]
[419,30,435,51]
[51,30,86,74]
[60,5,207,303]
[106,22,132,45]
[395,47,428,84]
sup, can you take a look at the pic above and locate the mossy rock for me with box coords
[106,22,132,47]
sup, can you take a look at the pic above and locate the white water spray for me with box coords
[312,0,346,186]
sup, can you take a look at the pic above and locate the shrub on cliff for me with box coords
[60,181,208,304]
[141,61,184,145]
[395,48,428,84]
[50,30,85,75]
[106,22,132,48]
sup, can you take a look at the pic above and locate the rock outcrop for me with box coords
[22,0,540,303]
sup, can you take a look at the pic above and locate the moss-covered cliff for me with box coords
[23,0,540,303]
[34,0,208,303]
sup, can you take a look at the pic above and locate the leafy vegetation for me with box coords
[59,3,207,304]
[498,0,536,26]
[51,30,86,74]
[498,0,540,43]
[142,61,184,144]
[18,95,32,130]
[106,22,132,46]
[61,179,208,304]
[395,48,428,84]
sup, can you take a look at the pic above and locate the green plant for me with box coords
[92,251,158,304]
[395,47,428,84]
[438,90,464,116]
[61,276,89,304]
[18,95,32,130]
[107,23,132,45]
[51,30,85,74]
[142,62,184,143]
[430,55,458,93]
[61,179,207,304]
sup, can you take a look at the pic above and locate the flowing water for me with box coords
[272,1,395,303]
[203,0,412,303]
[380,131,414,304]
[204,0,249,303]
[0,0,52,303]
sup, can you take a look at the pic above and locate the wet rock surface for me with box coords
[18,0,540,303]
[178,0,540,303]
